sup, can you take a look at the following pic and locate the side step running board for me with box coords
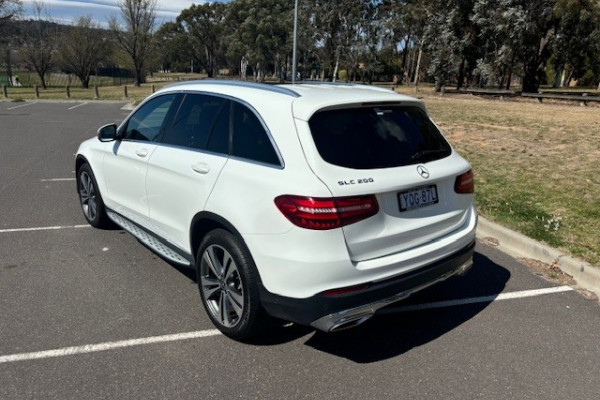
[106,210,192,266]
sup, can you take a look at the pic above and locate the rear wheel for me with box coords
[197,229,269,340]
[77,163,111,228]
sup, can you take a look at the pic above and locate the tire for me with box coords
[197,229,269,340]
[77,163,111,229]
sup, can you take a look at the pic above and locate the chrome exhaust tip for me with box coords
[456,259,474,276]
[329,312,374,332]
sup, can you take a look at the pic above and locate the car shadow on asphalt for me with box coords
[301,251,510,363]
[162,248,510,358]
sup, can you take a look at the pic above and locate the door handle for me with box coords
[135,148,149,158]
[192,163,210,174]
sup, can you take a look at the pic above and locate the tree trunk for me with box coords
[522,27,555,93]
[456,57,466,90]
[552,66,563,88]
[413,47,422,86]
[332,57,339,83]
[505,68,513,90]
[399,35,411,85]
[240,56,248,81]
[36,68,47,90]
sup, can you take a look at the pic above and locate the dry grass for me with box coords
[406,90,600,266]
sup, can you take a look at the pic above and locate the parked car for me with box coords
[76,80,477,340]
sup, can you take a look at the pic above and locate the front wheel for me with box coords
[77,163,111,228]
[197,229,269,340]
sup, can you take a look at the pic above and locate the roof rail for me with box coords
[290,81,395,93]
[165,79,301,98]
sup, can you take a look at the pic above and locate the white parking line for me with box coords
[0,224,90,234]
[379,286,574,313]
[0,286,574,364]
[0,330,222,364]
[68,102,88,110]
[41,178,76,182]
[7,102,35,110]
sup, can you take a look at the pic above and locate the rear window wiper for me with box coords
[409,149,450,163]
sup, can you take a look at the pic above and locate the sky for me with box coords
[20,0,226,26]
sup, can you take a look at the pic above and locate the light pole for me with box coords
[292,0,298,83]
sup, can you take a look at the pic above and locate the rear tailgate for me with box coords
[293,103,474,262]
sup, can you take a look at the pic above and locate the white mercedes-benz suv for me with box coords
[76,80,477,340]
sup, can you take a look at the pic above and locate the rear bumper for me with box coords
[259,239,475,331]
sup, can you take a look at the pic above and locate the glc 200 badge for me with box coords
[417,165,430,179]
[338,178,374,186]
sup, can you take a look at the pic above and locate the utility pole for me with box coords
[292,0,298,83]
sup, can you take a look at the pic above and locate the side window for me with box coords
[231,102,279,165]
[124,94,177,141]
[206,100,230,155]
[163,94,228,152]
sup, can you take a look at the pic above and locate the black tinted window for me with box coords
[163,94,228,151]
[124,95,176,141]
[206,100,230,155]
[308,106,451,169]
[231,102,279,165]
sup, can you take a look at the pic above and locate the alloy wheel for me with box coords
[79,171,97,221]
[200,244,245,328]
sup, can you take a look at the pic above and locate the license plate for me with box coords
[398,185,439,212]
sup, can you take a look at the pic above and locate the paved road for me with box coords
[1,101,598,400]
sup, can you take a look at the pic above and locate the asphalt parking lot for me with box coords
[1,101,599,400]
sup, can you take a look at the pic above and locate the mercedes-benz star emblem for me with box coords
[417,165,430,179]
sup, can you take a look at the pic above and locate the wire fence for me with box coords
[0,71,135,88]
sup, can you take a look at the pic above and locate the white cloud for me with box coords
[20,0,210,26]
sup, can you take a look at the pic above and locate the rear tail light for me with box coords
[454,169,474,194]
[274,195,379,230]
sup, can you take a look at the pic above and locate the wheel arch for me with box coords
[75,155,89,191]
[190,212,250,265]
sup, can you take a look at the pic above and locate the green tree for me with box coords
[224,0,293,82]
[109,0,156,86]
[379,0,429,85]
[178,3,225,78]
[57,16,110,88]
[552,0,600,86]
[472,0,559,92]
[472,0,521,88]
[0,0,22,84]
[422,0,461,91]
[155,21,190,72]
[19,1,58,89]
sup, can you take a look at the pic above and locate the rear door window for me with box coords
[308,106,451,169]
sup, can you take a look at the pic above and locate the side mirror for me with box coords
[97,124,118,142]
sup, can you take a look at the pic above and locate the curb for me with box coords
[476,216,600,298]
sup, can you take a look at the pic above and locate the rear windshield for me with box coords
[308,106,451,169]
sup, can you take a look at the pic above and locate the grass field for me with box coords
[3,80,598,266]
[405,89,599,266]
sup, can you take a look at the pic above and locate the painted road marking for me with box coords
[379,286,574,313]
[41,178,76,182]
[0,224,90,234]
[0,330,222,364]
[68,102,88,110]
[7,102,35,110]
[0,286,574,364]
